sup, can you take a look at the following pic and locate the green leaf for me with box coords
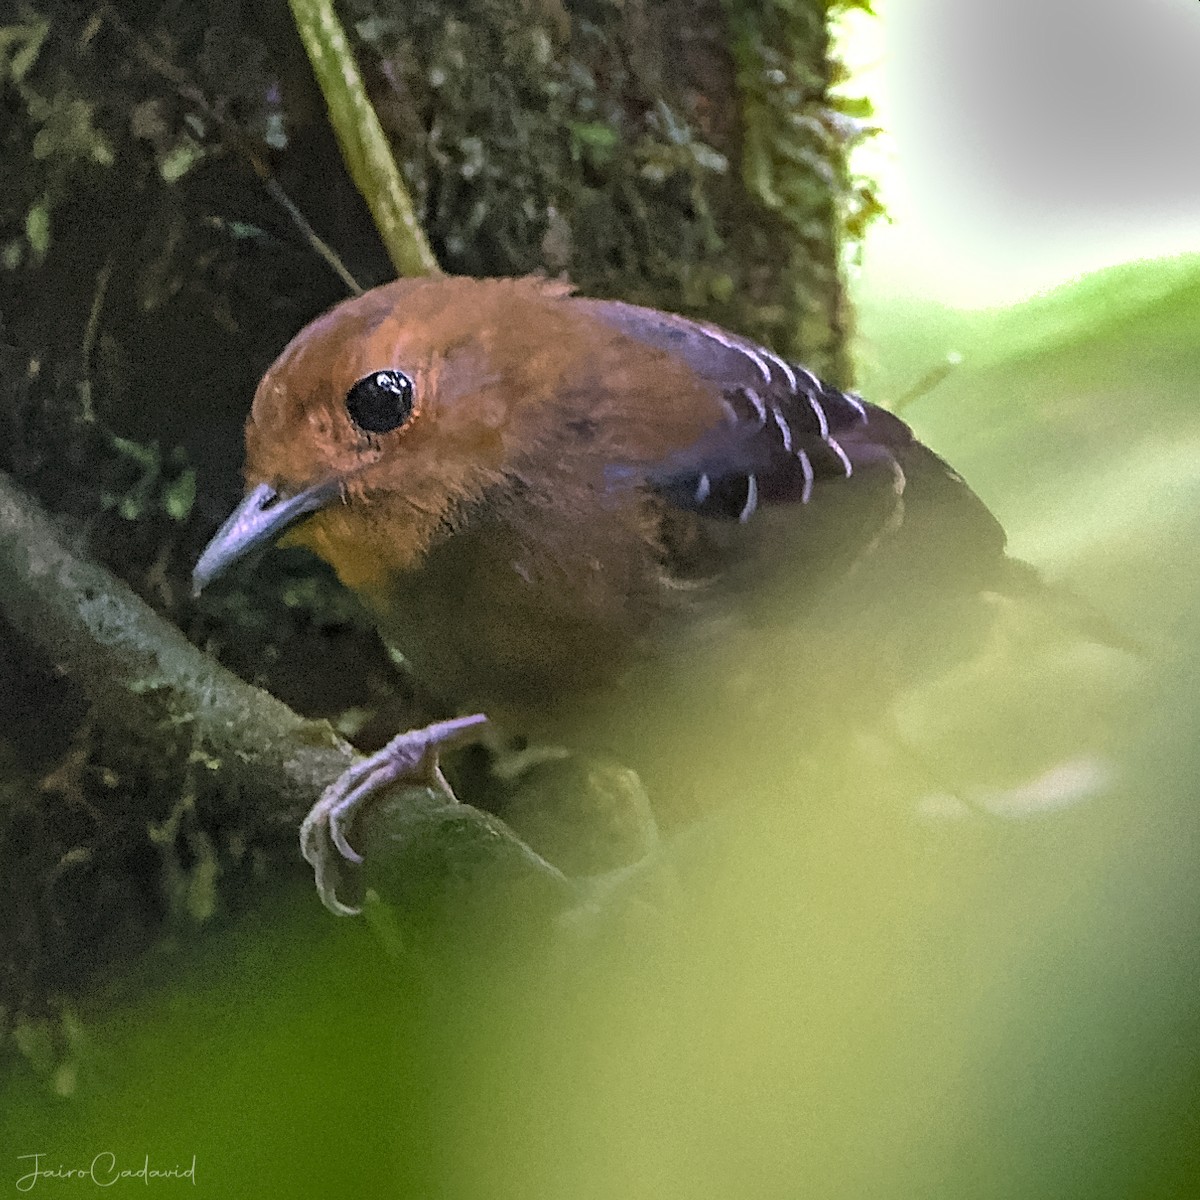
[835,95,874,119]
[111,435,159,470]
[163,468,197,521]
[159,139,204,183]
[4,14,48,84]
[24,198,49,261]
[570,121,619,167]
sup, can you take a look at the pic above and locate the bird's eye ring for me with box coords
[345,369,415,434]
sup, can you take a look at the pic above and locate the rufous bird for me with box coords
[194,275,1023,913]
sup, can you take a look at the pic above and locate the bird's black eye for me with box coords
[345,370,415,434]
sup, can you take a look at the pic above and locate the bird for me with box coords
[193,275,1024,913]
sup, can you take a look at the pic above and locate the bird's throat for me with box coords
[280,505,429,609]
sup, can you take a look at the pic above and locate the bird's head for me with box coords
[192,275,721,603]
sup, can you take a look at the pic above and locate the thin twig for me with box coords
[96,2,363,296]
[891,351,963,415]
[78,251,113,423]
[0,468,572,903]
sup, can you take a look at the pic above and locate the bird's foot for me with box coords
[300,713,489,915]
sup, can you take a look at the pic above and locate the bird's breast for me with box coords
[363,495,690,736]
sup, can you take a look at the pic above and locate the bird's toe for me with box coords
[299,713,490,915]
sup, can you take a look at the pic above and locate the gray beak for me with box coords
[192,478,342,596]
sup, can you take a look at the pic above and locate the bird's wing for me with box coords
[576,297,1007,573]
[577,298,918,515]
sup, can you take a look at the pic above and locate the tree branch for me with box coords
[0,469,569,909]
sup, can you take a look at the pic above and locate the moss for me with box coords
[341,0,879,368]
[723,0,882,381]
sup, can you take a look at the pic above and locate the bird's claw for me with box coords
[300,713,489,915]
